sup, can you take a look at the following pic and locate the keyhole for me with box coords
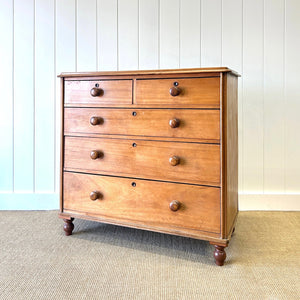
[173,81,179,86]
[95,83,99,87]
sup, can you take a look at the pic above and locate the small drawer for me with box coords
[64,108,220,143]
[63,172,221,233]
[64,80,132,105]
[64,137,220,186]
[135,77,220,107]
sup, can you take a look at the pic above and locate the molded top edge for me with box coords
[58,67,240,78]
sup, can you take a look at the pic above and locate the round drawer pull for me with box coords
[90,116,103,126]
[132,143,137,147]
[169,118,180,128]
[169,200,181,212]
[169,82,181,97]
[169,156,180,166]
[90,191,102,201]
[90,87,103,97]
[90,150,103,160]
[132,111,137,116]
[131,182,136,187]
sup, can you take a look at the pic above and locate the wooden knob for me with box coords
[169,86,181,97]
[90,150,102,160]
[90,116,102,126]
[169,118,180,128]
[90,191,101,201]
[90,87,103,97]
[169,156,180,166]
[169,200,181,212]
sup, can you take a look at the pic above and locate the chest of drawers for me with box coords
[58,68,239,266]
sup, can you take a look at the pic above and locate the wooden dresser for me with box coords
[58,68,239,266]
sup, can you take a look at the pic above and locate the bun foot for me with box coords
[212,245,227,266]
[63,218,74,236]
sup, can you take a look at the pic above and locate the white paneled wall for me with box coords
[0,0,300,210]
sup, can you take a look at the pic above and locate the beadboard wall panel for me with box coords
[160,0,180,69]
[97,0,118,71]
[0,0,300,210]
[242,0,264,193]
[139,0,159,70]
[263,0,285,193]
[285,0,300,193]
[201,0,222,67]
[77,0,97,71]
[179,0,201,68]
[0,0,13,191]
[13,0,35,192]
[118,0,139,70]
[35,0,55,192]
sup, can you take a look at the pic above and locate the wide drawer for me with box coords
[64,137,220,186]
[64,80,132,105]
[63,172,221,233]
[64,108,220,143]
[135,77,220,107]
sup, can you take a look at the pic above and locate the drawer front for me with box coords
[135,77,220,107]
[65,80,132,105]
[64,137,220,186]
[64,108,220,142]
[64,172,221,233]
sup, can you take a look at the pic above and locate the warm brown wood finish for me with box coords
[58,67,240,77]
[63,218,74,236]
[65,80,132,105]
[64,172,220,234]
[64,136,220,186]
[212,244,227,266]
[59,67,239,266]
[135,77,220,106]
[222,73,239,237]
[64,108,220,142]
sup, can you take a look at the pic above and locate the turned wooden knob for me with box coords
[169,86,181,97]
[90,150,102,160]
[169,118,180,128]
[90,191,101,201]
[169,156,180,166]
[90,116,102,126]
[169,200,181,212]
[90,87,103,97]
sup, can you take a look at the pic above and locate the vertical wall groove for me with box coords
[75,0,78,71]
[283,0,286,193]
[54,0,57,192]
[12,0,15,192]
[33,0,36,193]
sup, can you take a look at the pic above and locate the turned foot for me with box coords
[212,245,227,266]
[63,218,74,236]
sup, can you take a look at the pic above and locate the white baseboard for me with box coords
[0,193,59,210]
[0,192,299,211]
[239,194,300,211]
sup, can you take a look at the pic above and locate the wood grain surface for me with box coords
[64,80,132,105]
[64,108,220,142]
[135,77,220,106]
[64,136,221,186]
[63,172,221,233]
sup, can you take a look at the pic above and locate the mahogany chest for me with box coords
[58,68,239,266]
